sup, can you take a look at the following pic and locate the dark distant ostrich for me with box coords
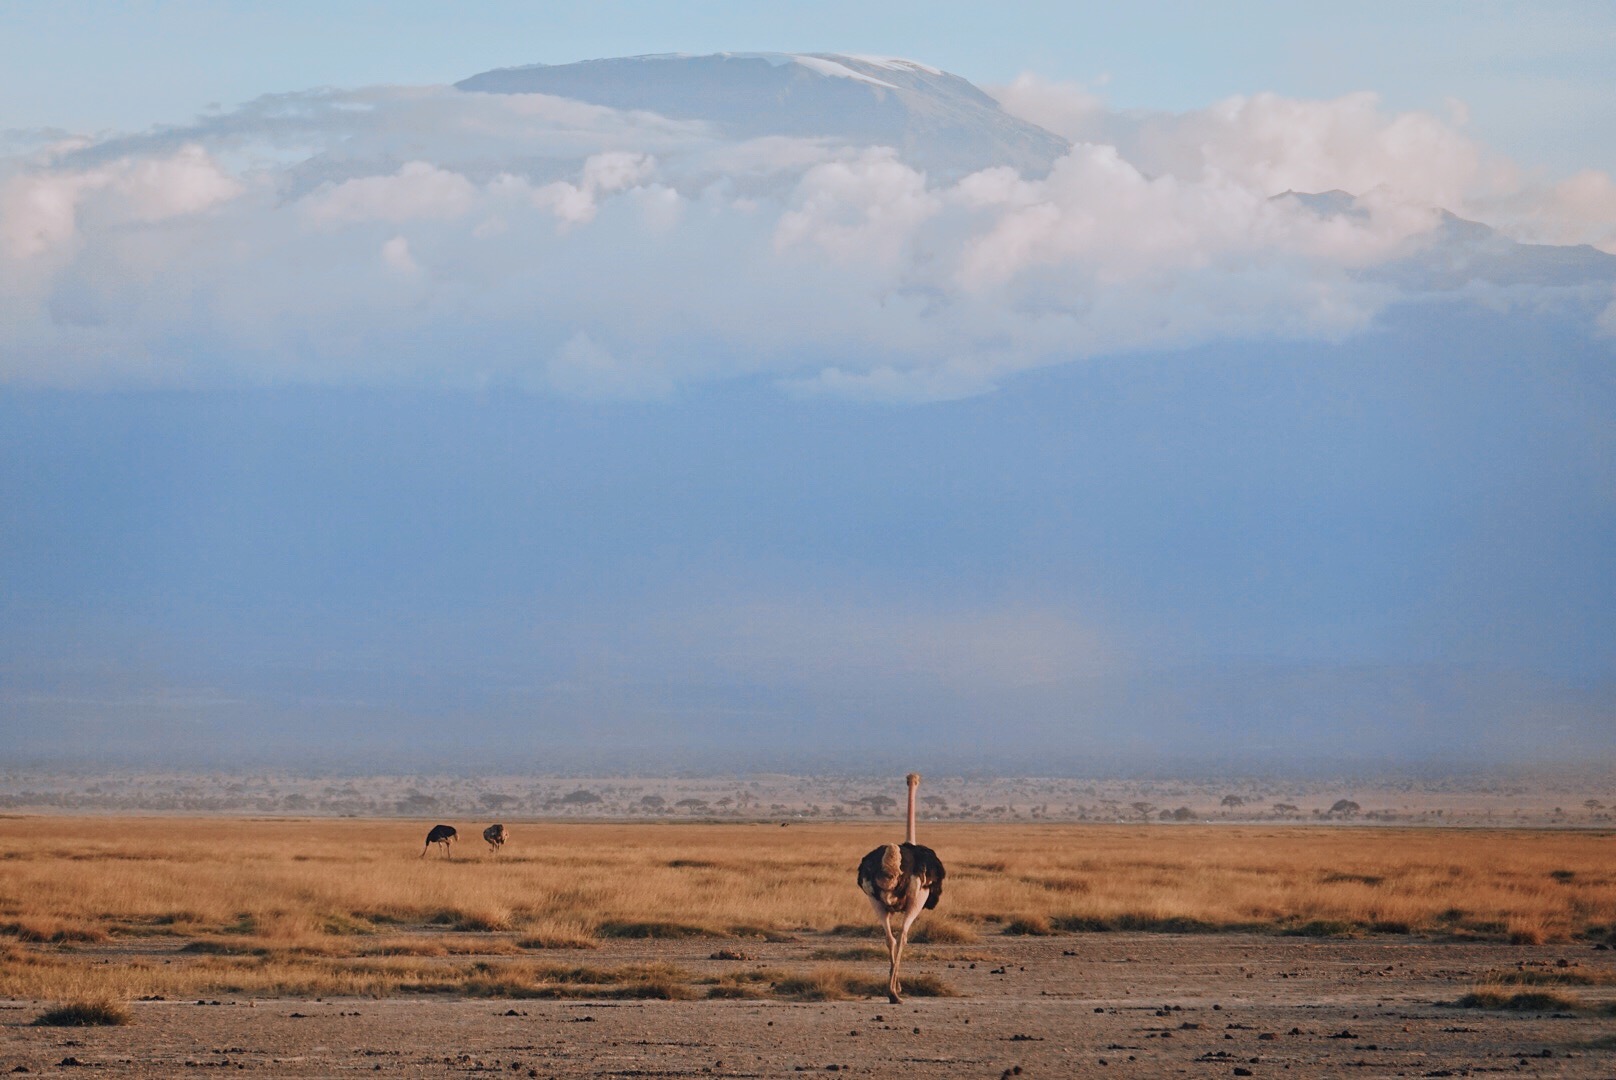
[483,823,506,854]
[857,773,945,1003]
[420,824,457,858]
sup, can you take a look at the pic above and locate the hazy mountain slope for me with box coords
[1276,189,1616,290]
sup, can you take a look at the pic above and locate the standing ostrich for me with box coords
[420,824,457,858]
[483,823,506,854]
[857,773,945,1003]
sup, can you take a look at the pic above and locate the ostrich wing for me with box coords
[905,843,945,910]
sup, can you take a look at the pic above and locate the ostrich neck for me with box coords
[905,784,917,845]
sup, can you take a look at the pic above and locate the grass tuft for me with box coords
[827,923,879,938]
[516,920,598,950]
[1111,914,1220,934]
[1484,968,1616,988]
[1321,872,1385,886]
[1457,988,1582,1012]
[1,920,109,944]
[33,999,131,1026]
[771,967,884,1001]
[427,905,514,932]
[179,939,269,956]
[1283,919,1357,938]
[597,920,711,939]
[770,966,955,1001]
[726,923,799,942]
[810,946,885,961]
[320,913,376,936]
[911,917,979,944]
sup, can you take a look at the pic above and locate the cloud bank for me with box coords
[2,64,1614,400]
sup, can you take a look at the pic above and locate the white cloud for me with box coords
[784,358,1000,403]
[380,234,418,274]
[498,151,658,228]
[0,169,88,259]
[1127,91,1488,211]
[103,144,243,222]
[1502,169,1616,254]
[543,330,673,399]
[774,148,941,264]
[1597,288,1616,337]
[1,143,239,259]
[0,75,1609,399]
[986,73,1108,143]
[301,161,478,226]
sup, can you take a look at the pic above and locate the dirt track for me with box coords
[5,934,1614,1077]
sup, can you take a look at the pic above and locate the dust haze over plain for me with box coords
[2,53,1613,776]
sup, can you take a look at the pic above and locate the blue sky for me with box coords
[1,2,1612,774]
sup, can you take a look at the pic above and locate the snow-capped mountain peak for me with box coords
[455,51,1071,178]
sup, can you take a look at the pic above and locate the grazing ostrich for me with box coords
[483,823,506,854]
[857,773,945,1003]
[420,824,457,859]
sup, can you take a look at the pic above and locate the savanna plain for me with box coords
[2,816,1614,1077]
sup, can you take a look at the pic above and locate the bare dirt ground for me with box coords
[4,933,1612,1078]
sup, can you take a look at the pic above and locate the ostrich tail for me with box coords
[879,842,903,882]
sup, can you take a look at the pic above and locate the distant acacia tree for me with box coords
[1328,799,1361,817]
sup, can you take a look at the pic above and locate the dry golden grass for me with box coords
[0,817,1611,1001]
